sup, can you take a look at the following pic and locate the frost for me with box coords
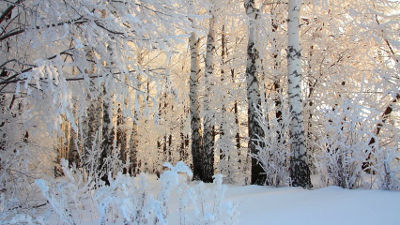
[33,161,236,225]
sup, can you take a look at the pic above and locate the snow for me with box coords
[6,168,400,225]
[227,185,400,225]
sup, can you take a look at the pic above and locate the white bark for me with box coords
[287,0,312,188]
[244,0,266,185]
[189,28,203,180]
[202,5,216,182]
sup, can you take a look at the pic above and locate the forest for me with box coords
[0,0,399,224]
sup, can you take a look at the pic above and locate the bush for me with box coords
[31,160,236,225]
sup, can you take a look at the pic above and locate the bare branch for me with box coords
[0,0,24,24]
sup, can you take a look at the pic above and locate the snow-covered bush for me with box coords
[372,145,400,190]
[366,121,400,191]
[253,101,290,186]
[95,173,161,225]
[176,173,237,225]
[315,98,371,189]
[35,159,97,225]
[0,93,57,222]
[32,160,236,225]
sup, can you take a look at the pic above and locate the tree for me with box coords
[287,0,312,188]
[188,7,203,181]
[201,0,217,183]
[244,0,266,185]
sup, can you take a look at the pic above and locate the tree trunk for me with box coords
[83,83,102,175]
[116,104,127,173]
[219,25,226,163]
[100,85,114,185]
[68,121,80,167]
[189,27,203,181]
[129,117,138,176]
[179,106,189,163]
[271,7,284,146]
[202,7,216,182]
[287,0,312,188]
[363,94,400,173]
[244,0,266,185]
[231,69,242,175]
[305,45,315,156]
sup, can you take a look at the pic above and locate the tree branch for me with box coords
[0,0,24,24]
[0,17,87,41]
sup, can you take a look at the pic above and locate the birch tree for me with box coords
[244,0,266,185]
[201,1,218,182]
[189,11,203,181]
[287,0,312,188]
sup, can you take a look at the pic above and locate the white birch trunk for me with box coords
[202,5,216,182]
[245,0,266,185]
[189,27,203,180]
[287,0,312,188]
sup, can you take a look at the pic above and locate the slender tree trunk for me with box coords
[55,117,70,177]
[305,45,314,154]
[363,94,400,172]
[116,104,127,173]
[271,8,284,144]
[219,24,235,182]
[168,134,172,162]
[287,0,312,188]
[0,95,6,153]
[68,112,80,168]
[179,106,189,163]
[231,69,242,174]
[219,25,227,163]
[157,89,167,164]
[157,79,174,165]
[82,47,102,177]
[128,52,146,176]
[189,28,203,181]
[129,117,138,176]
[100,85,114,185]
[202,7,216,182]
[128,72,145,176]
[245,0,266,185]
[83,85,102,175]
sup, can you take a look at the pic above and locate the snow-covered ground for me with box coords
[227,185,400,225]
[8,171,399,225]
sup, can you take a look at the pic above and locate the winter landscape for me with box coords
[1,0,399,224]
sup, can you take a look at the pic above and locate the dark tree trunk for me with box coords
[189,28,203,181]
[362,94,400,173]
[271,9,284,147]
[83,83,102,174]
[231,69,242,170]
[116,105,127,173]
[99,85,114,185]
[68,123,80,167]
[219,25,227,163]
[179,106,189,163]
